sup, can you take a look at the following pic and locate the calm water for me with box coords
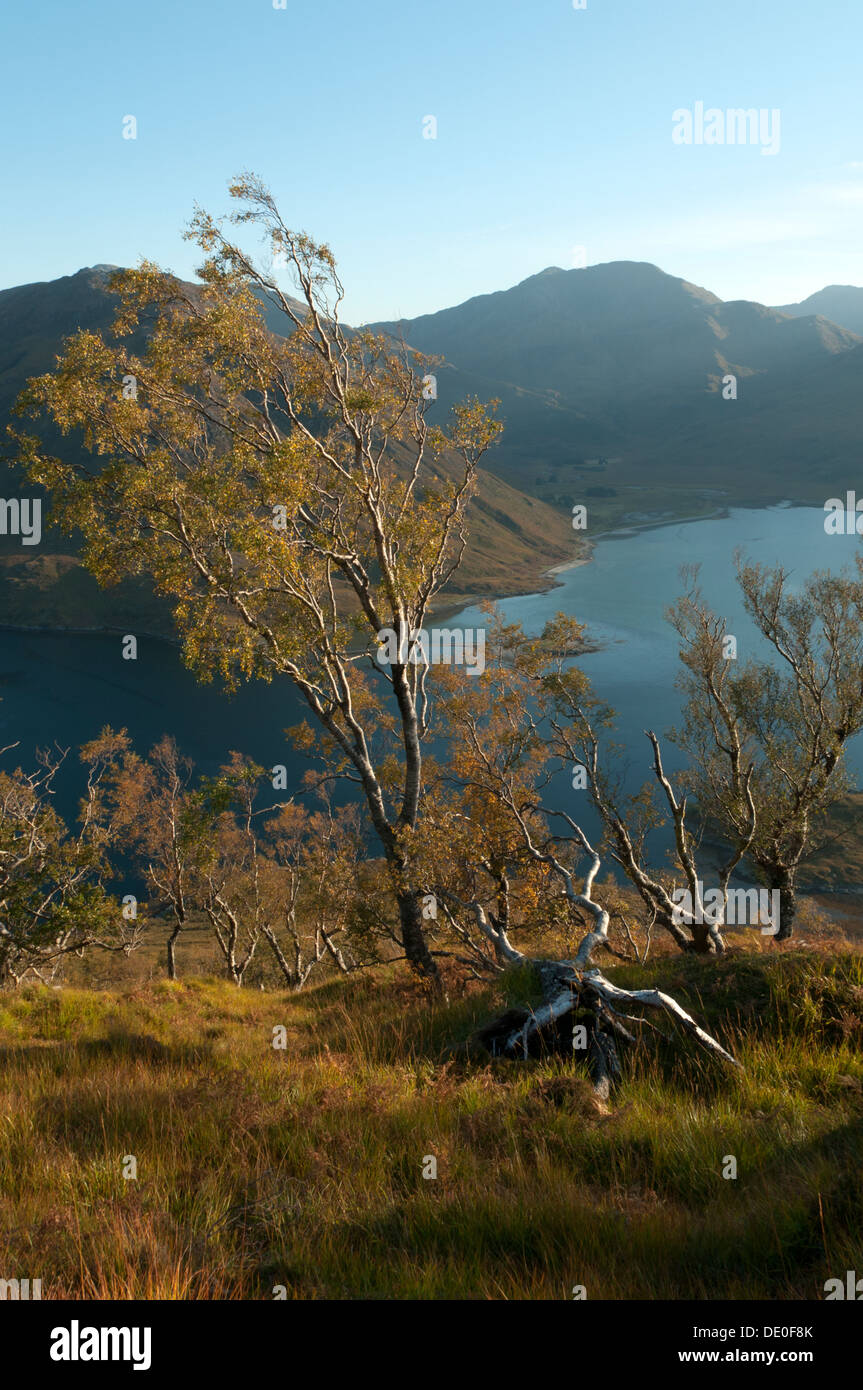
[2,505,861,838]
[449,503,863,855]
[0,629,308,818]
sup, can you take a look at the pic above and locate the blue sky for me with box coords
[1,0,861,321]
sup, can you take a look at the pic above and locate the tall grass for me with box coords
[1,947,862,1299]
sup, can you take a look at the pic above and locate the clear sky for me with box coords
[1,0,861,322]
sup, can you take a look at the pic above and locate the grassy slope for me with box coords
[1,943,862,1300]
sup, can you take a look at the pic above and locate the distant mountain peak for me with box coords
[774,284,863,337]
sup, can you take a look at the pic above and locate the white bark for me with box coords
[583,969,743,1070]
[506,987,577,1057]
[463,834,743,1079]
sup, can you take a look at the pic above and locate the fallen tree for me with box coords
[460,826,742,1097]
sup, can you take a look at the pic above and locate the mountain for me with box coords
[5,258,863,636]
[774,285,863,338]
[0,266,119,420]
[376,262,856,406]
[0,268,577,634]
[371,262,863,525]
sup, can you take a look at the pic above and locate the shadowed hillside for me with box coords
[372,262,863,523]
[775,285,863,338]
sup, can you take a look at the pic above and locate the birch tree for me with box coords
[422,613,742,1090]
[14,174,501,988]
[667,557,863,939]
[190,758,366,988]
[0,733,139,986]
[101,733,199,980]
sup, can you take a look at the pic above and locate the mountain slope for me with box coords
[5,259,863,633]
[377,262,857,406]
[774,285,863,338]
[372,262,863,516]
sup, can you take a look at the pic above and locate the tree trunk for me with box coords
[474,957,741,1093]
[166,922,181,981]
[262,926,298,988]
[690,919,713,954]
[776,878,797,941]
[397,888,441,988]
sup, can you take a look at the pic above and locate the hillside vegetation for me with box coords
[7,257,863,629]
[1,936,862,1299]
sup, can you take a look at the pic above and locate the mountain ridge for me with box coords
[774,284,863,338]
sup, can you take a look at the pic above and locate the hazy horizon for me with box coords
[4,256,861,326]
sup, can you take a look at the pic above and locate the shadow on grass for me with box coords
[248,1107,863,1299]
[0,1032,215,1071]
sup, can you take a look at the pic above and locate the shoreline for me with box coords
[483,497,808,605]
[439,502,741,618]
